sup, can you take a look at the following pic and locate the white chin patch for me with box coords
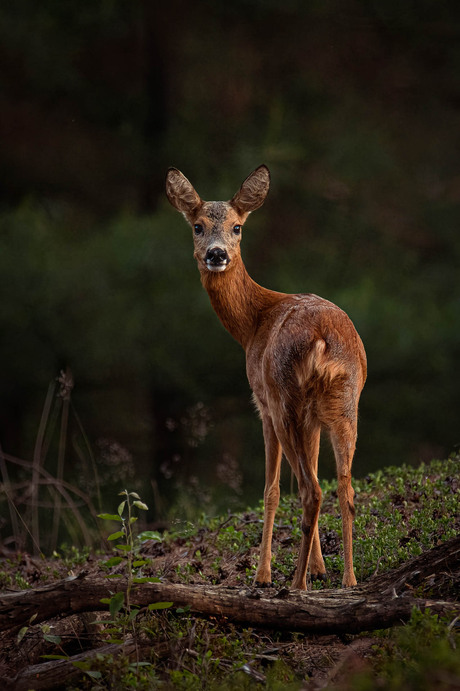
[206,262,228,272]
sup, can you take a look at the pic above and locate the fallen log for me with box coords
[0,537,459,690]
[362,534,460,597]
[6,640,140,691]
[0,536,458,636]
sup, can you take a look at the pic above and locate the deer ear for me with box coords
[166,168,202,220]
[231,165,270,214]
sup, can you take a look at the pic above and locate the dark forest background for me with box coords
[1,0,459,530]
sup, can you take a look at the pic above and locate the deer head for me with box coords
[165,165,270,273]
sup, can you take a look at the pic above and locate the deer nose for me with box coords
[205,247,229,266]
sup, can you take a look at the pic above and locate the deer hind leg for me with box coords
[283,421,322,591]
[308,428,326,581]
[293,427,326,582]
[330,417,358,588]
[254,415,282,586]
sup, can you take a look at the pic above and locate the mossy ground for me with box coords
[1,455,459,689]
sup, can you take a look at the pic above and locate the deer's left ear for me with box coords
[231,165,270,214]
[166,168,202,220]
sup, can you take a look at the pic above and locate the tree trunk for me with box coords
[1,537,458,637]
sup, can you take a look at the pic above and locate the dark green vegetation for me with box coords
[1,2,460,524]
[1,5,458,686]
[1,456,458,689]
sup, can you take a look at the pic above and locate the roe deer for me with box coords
[165,165,367,589]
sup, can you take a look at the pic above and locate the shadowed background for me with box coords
[1,1,459,538]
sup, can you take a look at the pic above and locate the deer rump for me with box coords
[251,292,363,433]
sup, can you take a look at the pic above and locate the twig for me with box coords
[51,368,73,551]
[0,442,21,548]
[71,402,102,512]
[2,452,101,548]
[31,380,56,555]
[372,556,383,577]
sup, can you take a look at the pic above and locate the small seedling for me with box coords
[98,491,172,638]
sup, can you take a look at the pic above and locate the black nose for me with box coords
[205,247,229,265]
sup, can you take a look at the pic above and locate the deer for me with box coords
[165,165,367,589]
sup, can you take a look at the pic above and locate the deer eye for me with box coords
[233,225,241,235]
[194,224,204,235]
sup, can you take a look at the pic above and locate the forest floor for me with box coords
[0,455,459,690]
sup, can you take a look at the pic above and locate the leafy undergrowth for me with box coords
[1,455,459,690]
[144,455,459,591]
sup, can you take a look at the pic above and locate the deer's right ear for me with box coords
[165,168,202,220]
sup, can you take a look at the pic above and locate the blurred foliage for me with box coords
[0,0,459,526]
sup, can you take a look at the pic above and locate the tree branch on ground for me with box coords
[1,537,458,636]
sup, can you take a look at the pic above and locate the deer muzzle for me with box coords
[205,247,229,272]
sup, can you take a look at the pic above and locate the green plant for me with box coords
[0,567,31,591]
[340,609,460,691]
[53,544,92,568]
[71,653,159,690]
[216,525,246,553]
[98,490,170,632]
[40,491,171,686]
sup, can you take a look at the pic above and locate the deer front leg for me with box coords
[291,463,322,590]
[289,422,322,590]
[309,429,326,581]
[286,447,325,582]
[254,416,282,586]
[310,522,326,581]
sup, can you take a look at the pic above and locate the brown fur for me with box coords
[165,165,367,589]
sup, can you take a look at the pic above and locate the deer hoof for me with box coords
[254,580,273,588]
[311,572,327,582]
[341,575,358,588]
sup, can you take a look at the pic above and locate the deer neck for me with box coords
[200,254,284,349]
